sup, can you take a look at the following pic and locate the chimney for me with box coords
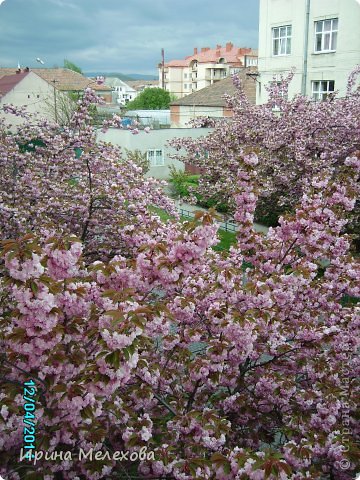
[194,47,198,55]
[201,47,206,53]
[226,42,233,52]
[16,69,21,74]
[216,49,221,56]
[216,44,222,49]
[25,67,30,72]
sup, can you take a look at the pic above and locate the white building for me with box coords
[97,128,212,179]
[104,77,138,105]
[0,71,55,126]
[257,0,360,104]
[159,43,257,98]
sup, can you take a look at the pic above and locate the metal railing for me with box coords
[178,207,237,232]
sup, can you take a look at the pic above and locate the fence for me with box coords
[178,207,237,232]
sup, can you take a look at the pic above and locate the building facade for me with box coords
[159,43,257,98]
[257,0,360,104]
[97,128,212,179]
[104,77,138,105]
[0,71,54,126]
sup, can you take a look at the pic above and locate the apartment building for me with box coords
[159,43,258,98]
[257,0,360,104]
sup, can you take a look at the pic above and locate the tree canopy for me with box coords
[0,78,359,479]
[63,58,83,74]
[126,87,172,110]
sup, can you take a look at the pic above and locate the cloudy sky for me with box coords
[0,0,259,76]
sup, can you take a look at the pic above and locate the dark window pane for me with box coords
[286,38,291,54]
[331,32,337,50]
[315,21,323,33]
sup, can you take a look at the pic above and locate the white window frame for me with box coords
[314,18,338,53]
[272,25,292,56]
[147,149,164,167]
[311,80,335,101]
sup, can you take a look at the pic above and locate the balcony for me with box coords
[205,73,228,81]
[205,68,228,81]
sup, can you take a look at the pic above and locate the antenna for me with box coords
[161,48,165,89]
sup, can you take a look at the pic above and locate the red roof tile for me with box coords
[164,44,255,68]
[0,71,29,97]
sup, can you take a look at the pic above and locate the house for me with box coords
[169,68,257,128]
[97,127,213,180]
[257,0,360,104]
[0,67,113,125]
[159,43,258,98]
[0,70,55,126]
[103,77,138,105]
[0,67,112,100]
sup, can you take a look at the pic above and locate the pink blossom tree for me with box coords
[0,87,359,480]
[0,89,175,262]
[170,68,360,241]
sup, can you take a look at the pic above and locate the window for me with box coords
[312,80,335,101]
[184,73,188,79]
[314,18,338,53]
[272,25,292,55]
[184,84,187,89]
[147,149,164,166]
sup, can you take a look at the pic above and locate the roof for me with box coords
[0,71,29,97]
[164,43,255,68]
[104,77,136,91]
[0,68,111,92]
[126,80,159,91]
[170,69,257,107]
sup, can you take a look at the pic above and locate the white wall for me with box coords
[171,105,225,128]
[257,0,360,103]
[97,128,213,179]
[0,71,55,126]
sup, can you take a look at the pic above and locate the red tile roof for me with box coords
[164,43,255,68]
[0,71,29,97]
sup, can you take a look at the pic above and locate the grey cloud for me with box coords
[0,0,259,74]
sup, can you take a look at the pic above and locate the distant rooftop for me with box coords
[127,80,159,91]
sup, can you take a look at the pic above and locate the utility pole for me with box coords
[52,79,58,123]
[161,48,165,89]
